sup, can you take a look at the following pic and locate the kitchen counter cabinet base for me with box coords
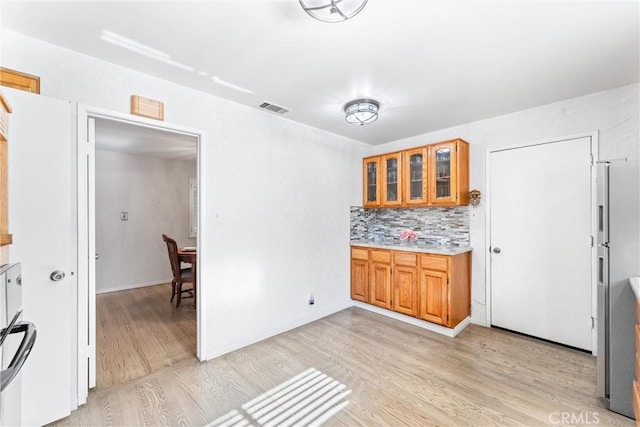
[351,246,471,329]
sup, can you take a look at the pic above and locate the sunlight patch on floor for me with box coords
[207,368,351,427]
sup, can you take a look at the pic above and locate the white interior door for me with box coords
[6,88,74,425]
[490,136,592,350]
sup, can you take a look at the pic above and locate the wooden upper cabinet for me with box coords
[382,152,402,206]
[403,147,428,206]
[0,92,12,247]
[362,138,469,208]
[363,156,381,207]
[0,68,40,94]
[428,139,469,206]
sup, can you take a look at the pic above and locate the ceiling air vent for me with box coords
[259,102,290,115]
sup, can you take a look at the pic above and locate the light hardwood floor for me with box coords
[57,307,634,426]
[95,283,196,389]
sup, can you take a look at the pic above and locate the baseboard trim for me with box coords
[96,279,171,294]
[352,301,472,337]
[205,300,353,361]
[471,318,489,327]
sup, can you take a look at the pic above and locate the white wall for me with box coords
[2,30,369,358]
[95,149,196,293]
[376,83,639,325]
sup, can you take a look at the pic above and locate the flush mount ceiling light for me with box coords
[299,0,368,23]
[344,99,379,125]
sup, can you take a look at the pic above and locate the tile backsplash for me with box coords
[350,206,469,246]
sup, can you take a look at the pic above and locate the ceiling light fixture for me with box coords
[344,99,379,125]
[299,0,368,23]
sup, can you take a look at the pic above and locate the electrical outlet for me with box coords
[309,294,315,305]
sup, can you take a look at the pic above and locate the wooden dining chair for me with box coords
[162,234,194,307]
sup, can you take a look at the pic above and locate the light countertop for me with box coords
[350,240,472,256]
[630,277,640,302]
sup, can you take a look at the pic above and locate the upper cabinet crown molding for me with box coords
[363,138,469,208]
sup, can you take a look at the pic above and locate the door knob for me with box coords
[50,270,65,281]
[492,247,501,254]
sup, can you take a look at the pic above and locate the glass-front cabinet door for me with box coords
[428,141,458,205]
[382,153,403,206]
[363,157,380,207]
[403,147,428,205]
[362,139,468,208]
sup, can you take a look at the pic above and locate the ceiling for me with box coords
[3,1,639,146]
[95,119,197,161]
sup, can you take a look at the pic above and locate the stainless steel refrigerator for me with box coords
[596,159,639,419]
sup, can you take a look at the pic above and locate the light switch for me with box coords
[120,212,128,221]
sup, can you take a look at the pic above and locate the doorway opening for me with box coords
[77,106,206,403]
[93,119,198,389]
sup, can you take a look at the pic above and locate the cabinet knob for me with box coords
[492,247,501,254]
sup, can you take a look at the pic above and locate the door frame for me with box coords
[76,104,207,404]
[484,131,599,354]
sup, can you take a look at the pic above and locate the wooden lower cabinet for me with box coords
[394,265,418,317]
[419,268,448,325]
[370,260,392,309]
[350,258,369,302]
[350,246,471,328]
[393,251,418,317]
